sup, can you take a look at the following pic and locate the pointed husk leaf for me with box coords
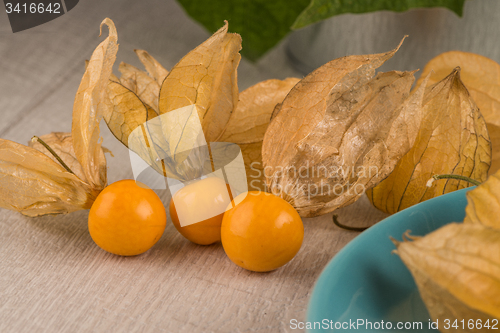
[158,21,242,142]
[262,39,427,217]
[464,168,500,229]
[0,18,118,216]
[368,68,491,214]
[220,78,299,191]
[416,51,500,175]
[396,223,500,328]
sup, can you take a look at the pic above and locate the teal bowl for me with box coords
[306,188,472,332]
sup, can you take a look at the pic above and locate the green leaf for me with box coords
[176,0,310,61]
[292,0,466,30]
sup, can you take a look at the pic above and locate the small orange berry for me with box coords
[221,191,304,272]
[88,179,167,256]
[170,177,233,245]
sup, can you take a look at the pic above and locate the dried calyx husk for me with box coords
[262,38,427,217]
[103,22,298,189]
[367,68,491,214]
[394,223,500,330]
[0,18,118,217]
[395,168,500,330]
[218,78,299,190]
[416,51,500,175]
[114,49,168,116]
[464,168,500,229]
[103,48,167,147]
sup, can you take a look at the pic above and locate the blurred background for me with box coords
[287,0,500,74]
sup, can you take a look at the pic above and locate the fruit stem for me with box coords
[332,214,368,232]
[428,174,481,187]
[207,142,215,173]
[32,136,75,175]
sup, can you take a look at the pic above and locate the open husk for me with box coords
[0,18,118,216]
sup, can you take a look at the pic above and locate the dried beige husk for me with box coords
[106,22,241,176]
[464,168,500,229]
[118,62,161,113]
[105,22,298,189]
[108,49,167,116]
[104,80,155,147]
[158,21,241,142]
[29,132,88,182]
[103,49,167,148]
[416,51,500,175]
[368,68,491,214]
[134,49,169,85]
[395,223,500,331]
[262,39,427,217]
[0,18,118,216]
[219,78,299,191]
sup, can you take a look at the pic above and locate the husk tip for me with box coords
[402,230,420,241]
[99,18,117,39]
[394,35,409,52]
[390,230,418,248]
[214,20,229,34]
[451,66,462,79]
[389,236,400,247]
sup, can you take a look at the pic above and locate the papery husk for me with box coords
[104,22,246,184]
[104,81,151,147]
[118,62,160,112]
[368,68,491,214]
[112,50,166,115]
[158,21,241,142]
[262,39,427,217]
[105,23,294,190]
[0,139,92,216]
[0,18,118,216]
[29,132,87,182]
[104,50,165,148]
[219,78,299,191]
[395,223,500,331]
[72,18,118,191]
[127,105,211,181]
[134,49,169,86]
[464,168,500,229]
[416,51,500,175]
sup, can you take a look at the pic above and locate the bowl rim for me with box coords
[305,187,473,331]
